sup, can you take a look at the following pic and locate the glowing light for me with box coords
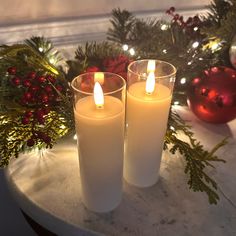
[49,58,55,64]
[199,57,203,61]
[174,101,180,105]
[73,134,77,140]
[147,60,156,73]
[94,72,104,85]
[161,24,168,31]
[38,47,43,52]
[163,49,167,54]
[122,44,129,51]
[146,72,155,95]
[170,126,175,131]
[192,41,199,48]
[180,77,186,84]
[193,27,199,31]
[211,42,219,50]
[94,82,104,108]
[129,48,135,56]
[187,61,192,65]
[60,124,66,130]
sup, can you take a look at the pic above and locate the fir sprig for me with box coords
[165,110,227,204]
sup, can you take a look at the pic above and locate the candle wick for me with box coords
[96,105,104,109]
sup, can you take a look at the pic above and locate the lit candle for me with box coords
[72,73,125,212]
[124,60,176,187]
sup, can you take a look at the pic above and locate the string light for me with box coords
[187,61,192,65]
[49,58,55,64]
[180,77,186,84]
[170,126,175,131]
[129,48,135,56]
[162,49,167,54]
[38,47,43,52]
[199,57,203,61]
[192,41,199,48]
[73,134,77,140]
[193,27,199,31]
[122,44,129,51]
[174,101,180,105]
[211,42,219,51]
[161,24,168,31]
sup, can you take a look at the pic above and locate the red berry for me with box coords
[7,67,17,75]
[42,135,51,144]
[23,79,31,87]
[38,117,45,124]
[27,139,35,147]
[45,85,52,93]
[37,76,46,83]
[46,75,56,84]
[20,97,28,105]
[22,117,30,125]
[41,94,49,103]
[27,72,36,79]
[29,85,40,92]
[55,85,63,92]
[24,111,33,118]
[11,77,21,86]
[43,107,50,115]
[24,92,32,101]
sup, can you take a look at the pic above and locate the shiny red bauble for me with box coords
[187,66,236,123]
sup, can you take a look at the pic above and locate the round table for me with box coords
[5,108,236,236]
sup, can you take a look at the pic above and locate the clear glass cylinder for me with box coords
[124,60,176,187]
[71,72,126,212]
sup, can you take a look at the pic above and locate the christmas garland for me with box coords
[1,0,236,204]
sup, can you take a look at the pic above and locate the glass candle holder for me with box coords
[71,72,126,212]
[124,60,176,187]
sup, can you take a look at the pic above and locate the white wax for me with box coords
[124,82,171,187]
[74,96,125,212]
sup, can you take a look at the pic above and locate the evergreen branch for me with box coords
[165,110,227,204]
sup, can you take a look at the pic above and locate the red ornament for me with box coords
[7,67,17,75]
[187,66,236,123]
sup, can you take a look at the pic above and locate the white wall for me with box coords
[0,0,211,25]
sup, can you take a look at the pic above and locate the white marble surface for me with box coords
[5,107,236,236]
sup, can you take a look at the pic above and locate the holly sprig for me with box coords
[0,37,73,167]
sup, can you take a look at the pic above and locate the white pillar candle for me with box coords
[124,60,175,187]
[74,82,125,212]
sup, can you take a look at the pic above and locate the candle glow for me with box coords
[94,82,104,108]
[146,72,155,94]
[147,60,156,73]
[94,72,104,84]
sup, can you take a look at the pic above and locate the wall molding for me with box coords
[0,8,208,51]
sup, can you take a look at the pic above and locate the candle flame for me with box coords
[147,60,156,73]
[146,72,155,94]
[94,82,104,108]
[94,72,104,85]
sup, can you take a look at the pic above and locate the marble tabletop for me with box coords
[5,107,236,236]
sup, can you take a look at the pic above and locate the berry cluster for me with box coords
[166,7,202,37]
[7,66,63,147]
